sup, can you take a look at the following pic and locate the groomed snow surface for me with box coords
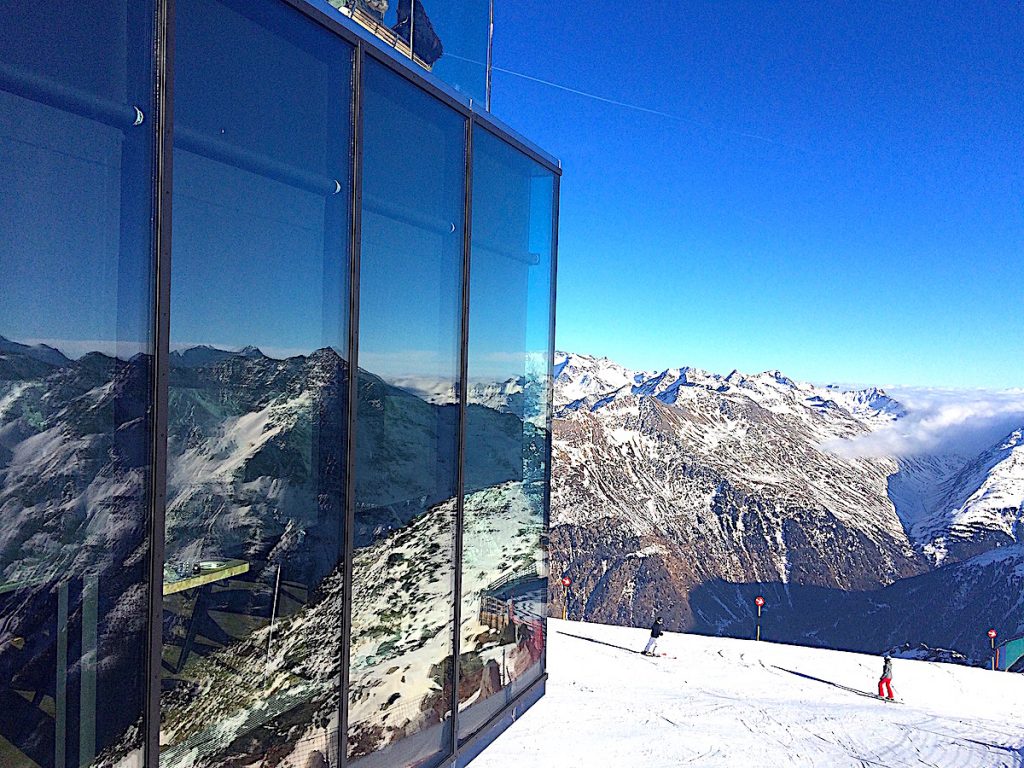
[474,619,1024,768]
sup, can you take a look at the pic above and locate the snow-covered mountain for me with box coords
[549,351,1024,663]
[553,351,650,407]
[0,334,72,369]
[554,351,904,425]
[1,340,543,767]
[921,429,1024,562]
[388,374,551,430]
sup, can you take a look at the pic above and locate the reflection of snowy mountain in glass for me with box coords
[166,346,347,579]
[1,338,150,581]
[160,345,349,767]
[1,339,549,767]
[1,335,152,766]
[163,346,544,766]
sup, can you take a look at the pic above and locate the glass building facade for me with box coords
[0,1,558,767]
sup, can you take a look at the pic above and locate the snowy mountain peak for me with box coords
[765,370,797,388]
[0,335,72,368]
[920,424,1024,557]
[238,345,266,359]
[554,351,905,430]
[553,351,649,407]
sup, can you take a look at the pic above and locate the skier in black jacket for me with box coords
[642,616,664,656]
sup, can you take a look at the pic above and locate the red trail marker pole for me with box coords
[561,576,572,621]
[755,596,765,641]
[988,629,998,671]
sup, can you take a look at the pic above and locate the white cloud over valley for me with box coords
[825,387,1024,458]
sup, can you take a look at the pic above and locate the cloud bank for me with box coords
[825,387,1024,458]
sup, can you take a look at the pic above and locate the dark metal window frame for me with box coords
[146,0,175,763]
[143,0,561,766]
[448,112,474,764]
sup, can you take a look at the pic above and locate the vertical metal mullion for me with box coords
[79,577,98,765]
[145,0,174,764]
[55,582,68,768]
[409,0,416,62]
[542,173,559,639]
[485,0,494,112]
[449,115,474,760]
[339,39,364,768]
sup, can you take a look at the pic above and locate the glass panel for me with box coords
[418,0,490,103]
[159,1,352,765]
[347,60,465,768]
[327,0,490,103]
[0,2,156,767]
[457,127,554,742]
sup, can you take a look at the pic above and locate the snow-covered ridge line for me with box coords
[553,350,904,426]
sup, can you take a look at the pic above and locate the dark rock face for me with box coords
[684,545,1024,664]
[549,392,926,630]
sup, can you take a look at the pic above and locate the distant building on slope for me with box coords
[0,1,558,766]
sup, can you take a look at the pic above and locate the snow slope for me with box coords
[474,619,1024,768]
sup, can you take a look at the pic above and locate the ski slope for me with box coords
[474,619,1024,768]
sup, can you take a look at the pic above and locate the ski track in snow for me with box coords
[473,620,1024,768]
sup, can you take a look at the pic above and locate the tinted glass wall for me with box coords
[1,1,556,766]
[457,127,555,742]
[160,1,353,766]
[347,60,465,768]
[0,2,157,766]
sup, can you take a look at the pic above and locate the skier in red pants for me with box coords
[878,655,894,700]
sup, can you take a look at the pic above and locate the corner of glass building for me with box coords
[0,1,558,766]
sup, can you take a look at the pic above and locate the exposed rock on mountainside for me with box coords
[1,340,542,766]
[549,352,1024,663]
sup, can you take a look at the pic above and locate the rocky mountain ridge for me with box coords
[1,340,541,766]
[549,351,1024,663]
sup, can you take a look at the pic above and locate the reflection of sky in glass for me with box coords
[0,98,150,358]
[0,0,545,381]
[0,3,156,360]
[170,153,344,356]
[357,59,465,381]
[468,128,554,382]
[425,0,490,102]
[169,0,350,358]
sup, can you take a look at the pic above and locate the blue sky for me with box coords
[486,1,1023,389]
